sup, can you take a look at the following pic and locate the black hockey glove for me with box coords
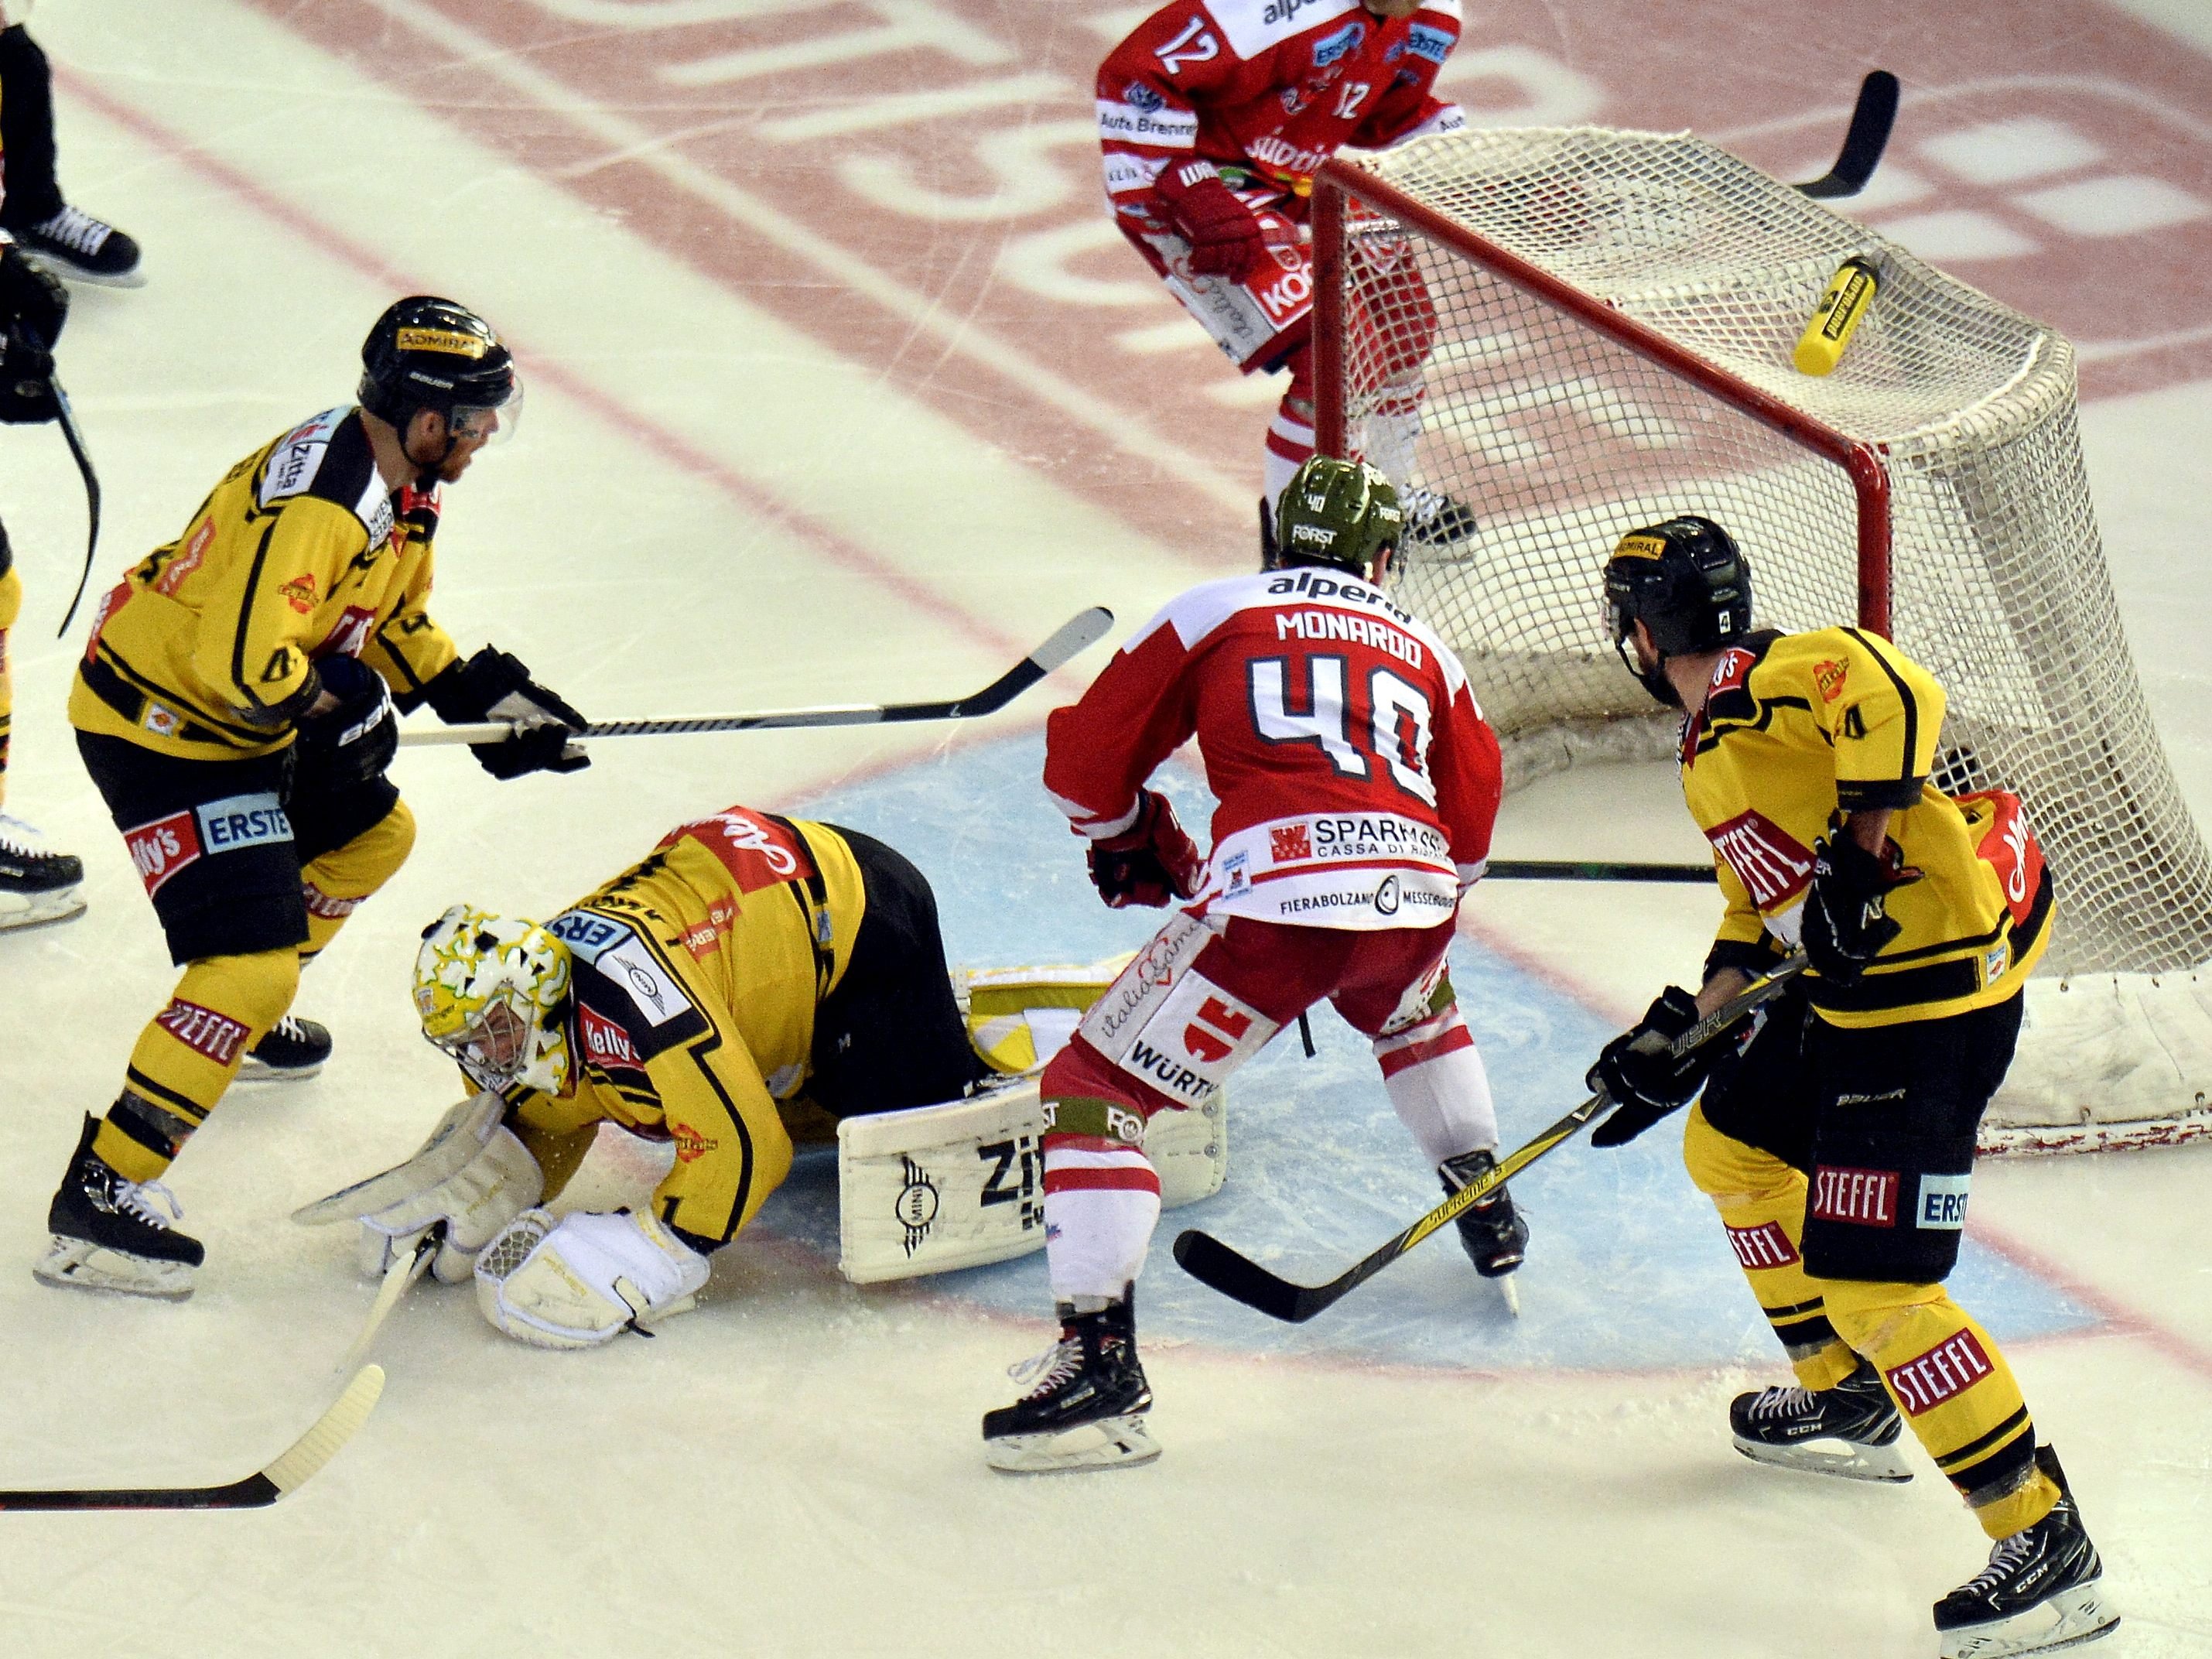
[1588,986,1713,1148]
[0,241,67,352]
[1800,833,1918,986]
[423,646,590,780]
[293,655,398,791]
[1087,789,1205,909]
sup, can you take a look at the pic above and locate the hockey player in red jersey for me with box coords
[982,457,1521,1473]
[1096,0,1473,536]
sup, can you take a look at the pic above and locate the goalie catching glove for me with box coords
[474,1207,709,1349]
[422,645,590,778]
[1086,789,1204,909]
[1151,160,1267,282]
[1800,831,1920,985]
[291,1090,544,1282]
[1588,986,1720,1148]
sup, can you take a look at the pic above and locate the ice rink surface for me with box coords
[0,2,2207,1654]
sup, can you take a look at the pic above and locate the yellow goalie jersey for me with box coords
[1687,628,2053,1028]
[500,810,868,1251]
[70,405,460,758]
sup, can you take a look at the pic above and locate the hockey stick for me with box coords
[397,606,1114,748]
[49,372,102,638]
[1173,956,1808,1322]
[1485,860,1713,884]
[0,1365,385,1512]
[1794,70,1900,200]
[337,1226,443,1373]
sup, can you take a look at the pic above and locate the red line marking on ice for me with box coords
[53,68,1030,669]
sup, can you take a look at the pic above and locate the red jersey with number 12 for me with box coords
[1044,568,1501,931]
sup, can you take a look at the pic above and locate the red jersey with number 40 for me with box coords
[1044,568,1502,931]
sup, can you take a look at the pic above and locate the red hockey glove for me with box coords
[1087,790,1205,909]
[1152,160,1267,282]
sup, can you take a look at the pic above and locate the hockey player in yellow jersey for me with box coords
[1587,517,2115,1659]
[306,802,990,1348]
[37,296,590,1302]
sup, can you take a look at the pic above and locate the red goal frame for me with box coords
[1310,163,1896,636]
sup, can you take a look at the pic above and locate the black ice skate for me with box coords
[983,1288,1157,1474]
[1730,1353,1913,1483]
[0,812,86,931]
[238,1014,332,1082]
[1441,1148,1528,1314]
[1935,1446,2118,1659]
[1401,487,1479,552]
[34,1114,203,1300]
[10,205,144,286]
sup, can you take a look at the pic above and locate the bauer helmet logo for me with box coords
[395,327,488,357]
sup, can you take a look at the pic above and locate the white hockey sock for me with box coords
[1364,400,1424,484]
[1041,1141,1161,1305]
[1263,404,1315,506]
[1374,1007,1499,1166]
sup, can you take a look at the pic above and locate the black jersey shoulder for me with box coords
[255,406,395,545]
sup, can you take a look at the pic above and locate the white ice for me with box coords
[0,5,2206,1657]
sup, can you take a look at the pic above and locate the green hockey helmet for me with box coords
[1270,457,1405,577]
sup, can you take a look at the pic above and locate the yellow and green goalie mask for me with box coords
[413,905,573,1095]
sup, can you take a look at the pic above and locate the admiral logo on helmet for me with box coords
[395,327,487,357]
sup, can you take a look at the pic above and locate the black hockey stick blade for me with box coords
[398,607,1114,747]
[1174,959,1807,1322]
[1485,860,1715,884]
[1797,71,1899,200]
[49,372,103,638]
[0,1365,385,1512]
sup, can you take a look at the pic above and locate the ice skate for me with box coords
[1401,486,1479,552]
[238,1014,332,1081]
[11,205,144,286]
[34,1114,203,1299]
[1730,1353,1913,1483]
[1934,1446,2118,1659]
[0,812,86,930]
[983,1289,1157,1474]
[1440,1148,1527,1314]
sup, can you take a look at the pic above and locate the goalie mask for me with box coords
[414,905,573,1095]
[1269,457,1405,579]
[1603,515,1754,707]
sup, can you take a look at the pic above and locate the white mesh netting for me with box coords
[1324,128,2211,1148]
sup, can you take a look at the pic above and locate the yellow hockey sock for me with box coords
[299,799,415,963]
[1683,1105,1856,1389]
[94,947,302,1183]
[1822,1278,2060,1537]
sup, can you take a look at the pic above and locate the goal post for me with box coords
[1311,127,2212,1151]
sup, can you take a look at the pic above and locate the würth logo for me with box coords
[1183,995,1253,1064]
[1885,1328,1995,1416]
[1725,1220,1800,1269]
[155,998,249,1066]
[1810,1165,1899,1227]
[1706,809,1815,908]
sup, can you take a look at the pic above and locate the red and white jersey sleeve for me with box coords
[1096,0,1465,218]
[1044,567,1502,931]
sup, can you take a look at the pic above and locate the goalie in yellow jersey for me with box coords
[1587,517,2115,1659]
[36,297,590,1302]
[299,803,992,1349]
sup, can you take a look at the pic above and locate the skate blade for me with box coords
[986,1414,1159,1475]
[32,1238,196,1301]
[1940,1581,2118,1659]
[237,1057,325,1083]
[1733,1432,1913,1483]
[1493,1271,1520,1318]
[0,892,88,932]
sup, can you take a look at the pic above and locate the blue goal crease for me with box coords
[757,733,2095,1374]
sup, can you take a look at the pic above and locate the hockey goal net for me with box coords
[1312,127,2212,1154]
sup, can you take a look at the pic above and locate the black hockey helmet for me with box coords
[1602,515,1754,703]
[1270,457,1405,576]
[358,296,520,442]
